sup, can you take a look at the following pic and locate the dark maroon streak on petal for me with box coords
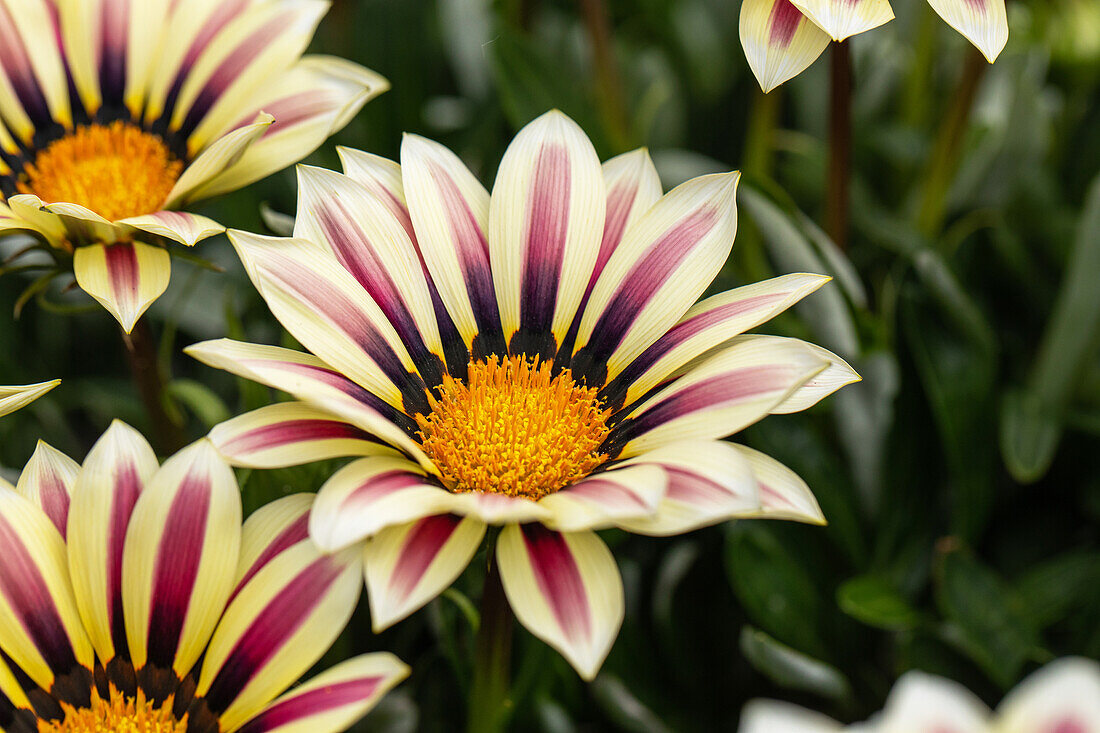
[37,471,71,538]
[561,479,649,512]
[108,464,143,656]
[235,677,382,733]
[387,515,461,604]
[105,242,140,302]
[98,0,129,107]
[201,557,345,715]
[0,515,79,677]
[521,525,591,644]
[604,365,790,452]
[230,513,310,603]
[145,470,212,669]
[572,207,717,386]
[0,3,50,125]
[769,0,804,47]
[344,471,425,510]
[220,419,372,456]
[604,292,787,403]
[513,144,570,359]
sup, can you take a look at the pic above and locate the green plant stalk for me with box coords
[826,41,852,251]
[743,87,780,178]
[122,317,186,455]
[579,0,630,152]
[902,6,938,127]
[916,48,987,237]
[467,552,514,733]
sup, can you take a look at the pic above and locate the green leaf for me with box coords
[999,389,1061,484]
[1014,551,1100,629]
[590,674,674,733]
[935,549,1043,688]
[165,379,231,429]
[837,574,921,631]
[739,626,853,702]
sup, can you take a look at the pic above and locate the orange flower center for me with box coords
[37,685,188,733]
[19,121,183,222]
[416,355,611,500]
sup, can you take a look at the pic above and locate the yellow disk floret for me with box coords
[20,121,183,222]
[416,355,611,500]
[37,685,188,733]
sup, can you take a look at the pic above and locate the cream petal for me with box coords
[789,0,895,41]
[927,0,1008,63]
[73,240,171,334]
[0,380,59,418]
[14,441,78,537]
[739,0,831,93]
[538,464,668,533]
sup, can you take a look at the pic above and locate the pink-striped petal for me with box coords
[0,0,67,132]
[235,653,409,733]
[877,672,990,732]
[446,491,552,526]
[927,0,1009,63]
[994,658,1100,732]
[572,171,740,387]
[164,114,273,207]
[537,464,668,532]
[227,230,425,414]
[0,379,59,418]
[591,148,663,290]
[771,342,860,414]
[122,439,241,677]
[736,444,825,524]
[363,514,486,631]
[233,493,313,599]
[185,339,432,468]
[195,542,362,731]
[294,164,445,377]
[210,402,396,469]
[497,524,623,680]
[608,335,828,458]
[615,441,762,536]
[608,273,832,409]
[14,441,78,537]
[488,110,606,357]
[117,210,224,247]
[310,456,456,553]
[73,240,171,334]
[740,0,833,93]
[401,133,503,352]
[0,489,94,691]
[67,420,159,665]
[789,0,895,41]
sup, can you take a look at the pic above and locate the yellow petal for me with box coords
[73,241,171,334]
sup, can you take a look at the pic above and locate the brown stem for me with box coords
[826,40,852,251]
[467,554,514,733]
[579,0,629,151]
[122,318,186,454]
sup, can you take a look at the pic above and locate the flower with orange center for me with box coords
[188,110,860,679]
[739,0,1009,93]
[0,0,388,332]
[0,423,408,733]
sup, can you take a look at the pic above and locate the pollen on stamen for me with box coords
[415,355,611,500]
[19,121,183,222]
[36,684,188,733]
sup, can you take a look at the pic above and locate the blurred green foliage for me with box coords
[2,0,1099,730]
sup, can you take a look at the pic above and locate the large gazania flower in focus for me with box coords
[187,110,859,679]
[0,379,59,417]
[0,0,387,332]
[0,423,407,732]
[740,657,1100,732]
[740,0,1009,93]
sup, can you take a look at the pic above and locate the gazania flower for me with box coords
[0,379,59,417]
[740,0,1009,92]
[187,110,859,679]
[740,657,1100,732]
[0,423,407,732]
[0,0,387,332]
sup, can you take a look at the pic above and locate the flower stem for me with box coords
[121,317,186,455]
[826,40,852,251]
[917,48,987,238]
[579,0,630,152]
[467,552,514,733]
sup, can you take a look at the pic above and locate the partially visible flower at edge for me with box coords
[739,657,1100,733]
[740,0,1010,93]
[0,0,387,332]
[0,379,59,418]
[0,422,408,732]
[187,109,860,679]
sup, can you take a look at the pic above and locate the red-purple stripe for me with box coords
[108,463,143,653]
[201,557,346,715]
[235,677,382,733]
[758,482,795,510]
[519,144,571,337]
[521,524,591,644]
[0,2,49,125]
[145,470,212,668]
[345,470,424,510]
[221,419,370,456]
[36,471,70,538]
[1050,720,1087,733]
[0,514,78,677]
[563,479,649,512]
[105,242,139,304]
[98,0,129,105]
[230,513,310,603]
[769,0,805,47]
[666,468,734,508]
[387,515,460,604]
